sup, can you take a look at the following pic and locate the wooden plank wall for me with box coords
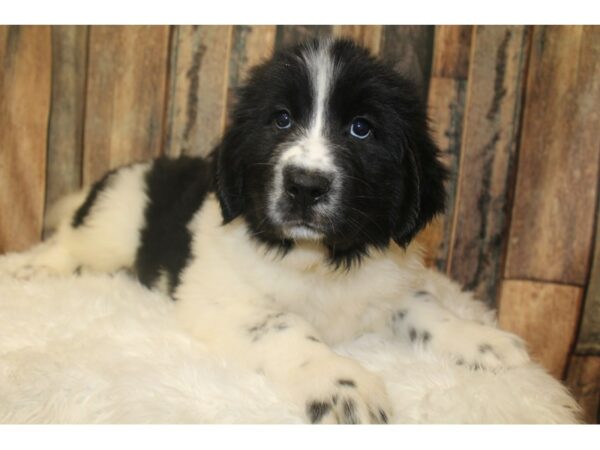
[0,25,598,423]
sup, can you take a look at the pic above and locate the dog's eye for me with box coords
[350,118,371,139]
[274,110,292,129]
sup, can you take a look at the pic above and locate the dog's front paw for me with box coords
[430,320,530,370]
[0,241,76,280]
[285,355,391,424]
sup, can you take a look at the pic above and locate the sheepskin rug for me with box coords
[0,253,580,424]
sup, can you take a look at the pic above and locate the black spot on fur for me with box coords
[414,290,429,297]
[409,328,417,342]
[248,312,289,341]
[306,335,321,343]
[379,409,388,424]
[422,331,431,344]
[337,379,356,387]
[393,309,408,321]
[307,401,331,423]
[479,343,493,353]
[134,157,213,295]
[342,399,358,424]
[72,169,116,228]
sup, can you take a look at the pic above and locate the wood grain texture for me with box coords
[0,26,51,253]
[418,77,468,269]
[431,25,472,79]
[505,26,600,285]
[575,189,600,355]
[498,280,582,379]
[565,356,600,424]
[379,26,435,100]
[418,26,472,270]
[447,26,530,306]
[164,26,232,158]
[226,26,277,126]
[275,25,332,50]
[83,26,170,183]
[44,26,88,217]
[332,25,382,55]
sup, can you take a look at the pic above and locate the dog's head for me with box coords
[215,39,447,266]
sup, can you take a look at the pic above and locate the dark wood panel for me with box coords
[418,26,472,270]
[431,25,472,79]
[565,356,600,424]
[0,26,51,253]
[275,25,332,50]
[226,25,277,126]
[380,25,435,101]
[83,26,170,183]
[505,26,600,285]
[498,280,582,379]
[447,26,530,306]
[332,25,382,55]
[576,187,600,355]
[44,26,88,218]
[164,26,232,158]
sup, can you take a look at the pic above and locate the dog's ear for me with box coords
[214,126,246,223]
[391,124,448,247]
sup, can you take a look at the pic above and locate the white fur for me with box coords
[0,265,580,423]
[0,165,575,423]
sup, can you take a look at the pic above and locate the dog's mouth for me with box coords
[280,221,325,241]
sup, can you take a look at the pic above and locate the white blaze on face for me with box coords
[269,42,340,229]
[279,42,336,172]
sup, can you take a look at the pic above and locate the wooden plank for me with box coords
[83,26,170,183]
[446,26,530,306]
[431,25,472,79]
[417,26,472,270]
[44,26,88,219]
[226,26,277,126]
[505,26,600,285]
[163,26,232,158]
[332,25,382,55]
[418,77,468,269]
[498,280,582,379]
[565,356,600,424]
[575,187,600,355]
[0,26,51,253]
[274,25,332,50]
[379,26,435,100]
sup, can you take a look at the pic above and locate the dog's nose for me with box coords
[283,166,332,206]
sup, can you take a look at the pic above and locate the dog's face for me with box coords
[215,39,447,266]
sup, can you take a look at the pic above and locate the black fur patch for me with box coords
[307,401,331,423]
[337,379,356,387]
[379,408,388,424]
[72,169,116,228]
[134,156,213,295]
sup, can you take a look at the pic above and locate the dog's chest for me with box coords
[175,197,417,343]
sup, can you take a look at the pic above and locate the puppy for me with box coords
[5,39,530,424]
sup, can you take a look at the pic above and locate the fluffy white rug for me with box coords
[0,253,580,424]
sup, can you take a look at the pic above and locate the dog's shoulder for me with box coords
[135,156,215,293]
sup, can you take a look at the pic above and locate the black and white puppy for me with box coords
[9,39,530,424]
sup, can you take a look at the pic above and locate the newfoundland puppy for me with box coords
[7,39,530,424]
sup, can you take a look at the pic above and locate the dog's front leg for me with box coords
[387,280,530,370]
[176,299,391,424]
